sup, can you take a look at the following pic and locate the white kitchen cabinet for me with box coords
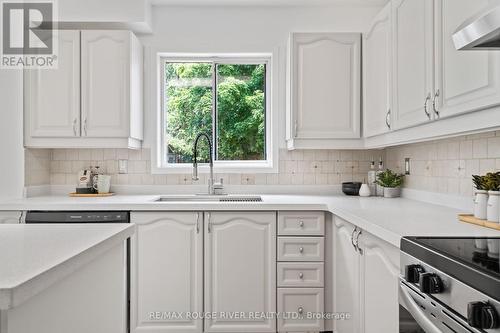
[358,230,400,333]
[81,30,142,140]
[24,30,143,149]
[24,30,80,138]
[334,216,400,333]
[0,211,22,224]
[433,0,500,119]
[363,3,393,137]
[204,211,276,333]
[333,217,361,333]
[286,33,362,150]
[130,212,203,333]
[391,0,435,130]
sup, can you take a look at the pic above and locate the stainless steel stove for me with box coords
[399,237,500,333]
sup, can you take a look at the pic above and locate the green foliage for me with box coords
[473,172,500,191]
[375,169,405,188]
[472,175,487,191]
[483,172,500,191]
[165,62,265,163]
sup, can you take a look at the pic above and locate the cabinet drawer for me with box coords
[277,288,324,332]
[278,211,325,236]
[278,237,324,262]
[277,262,324,287]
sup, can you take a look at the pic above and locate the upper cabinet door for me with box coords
[363,4,392,137]
[288,33,361,145]
[130,212,203,333]
[25,30,80,138]
[81,30,130,138]
[434,0,500,119]
[392,0,435,130]
[204,212,276,333]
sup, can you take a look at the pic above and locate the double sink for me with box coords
[154,195,263,203]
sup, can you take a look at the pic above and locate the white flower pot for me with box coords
[473,190,488,220]
[383,187,401,198]
[487,191,500,222]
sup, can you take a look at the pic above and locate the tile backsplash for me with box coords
[26,148,385,187]
[25,130,500,198]
[386,131,500,197]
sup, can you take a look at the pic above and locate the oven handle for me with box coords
[399,283,442,333]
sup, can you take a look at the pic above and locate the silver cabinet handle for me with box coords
[299,220,304,228]
[196,212,200,234]
[299,247,304,254]
[83,117,88,136]
[297,307,304,315]
[385,109,391,129]
[432,89,440,118]
[294,120,298,138]
[424,93,431,119]
[298,272,304,279]
[207,213,211,233]
[72,118,78,136]
[351,227,358,251]
[354,229,363,255]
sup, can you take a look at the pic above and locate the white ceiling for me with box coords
[150,0,388,7]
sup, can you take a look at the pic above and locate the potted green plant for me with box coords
[375,169,405,198]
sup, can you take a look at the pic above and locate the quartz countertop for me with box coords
[0,223,134,310]
[0,194,498,248]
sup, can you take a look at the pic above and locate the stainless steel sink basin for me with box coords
[154,195,262,202]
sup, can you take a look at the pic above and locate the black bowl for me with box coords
[342,182,362,196]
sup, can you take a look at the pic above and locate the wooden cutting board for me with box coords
[458,214,500,231]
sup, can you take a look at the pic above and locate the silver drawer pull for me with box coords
[297,307,304,315]
[299,220,304,227]
[298,272,304,279]
[299,247,304,253]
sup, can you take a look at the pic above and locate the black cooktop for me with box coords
[401,237,500,300]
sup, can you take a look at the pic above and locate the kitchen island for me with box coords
[0,223,134,333]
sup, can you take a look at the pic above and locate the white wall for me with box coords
[139,5,381,149]
[0,70,25,199]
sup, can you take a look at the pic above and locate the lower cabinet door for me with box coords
[333,217,361,333]
[204,211,276,332]
[130,212,203,333]
[359,231,400,333]
[277,288,324,332]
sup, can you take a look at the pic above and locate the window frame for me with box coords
[155,53,275,174]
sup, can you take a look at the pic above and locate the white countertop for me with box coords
[0,223,134,310]
[1,194,498,248]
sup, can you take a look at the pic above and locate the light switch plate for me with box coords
[405,158,410,175]
[118,160,128,174]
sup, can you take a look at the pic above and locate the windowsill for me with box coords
[151,161,278,174]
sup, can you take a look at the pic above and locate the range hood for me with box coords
[453,4,500,50]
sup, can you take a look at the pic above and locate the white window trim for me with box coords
[151,52,278,174]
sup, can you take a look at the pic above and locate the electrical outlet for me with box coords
[118,160,128,174]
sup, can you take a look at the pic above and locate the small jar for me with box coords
[474,190,488,220]
[487,191,500,222]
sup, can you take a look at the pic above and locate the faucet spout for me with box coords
[192,133,215,195]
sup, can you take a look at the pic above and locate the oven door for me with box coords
[399,280,480,333]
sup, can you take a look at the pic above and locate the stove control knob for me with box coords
[405,264,425,283]
[419,273,443,294]
[468,302,499,329]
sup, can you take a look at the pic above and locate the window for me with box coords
[158,55,272,172]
